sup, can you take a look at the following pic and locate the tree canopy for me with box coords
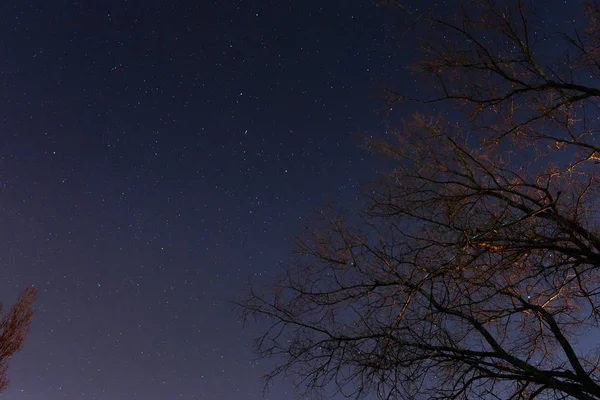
[0,286,36,392]
[240,1,600,398]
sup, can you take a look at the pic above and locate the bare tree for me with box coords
[240,1,600,398]
[0,286,37,392]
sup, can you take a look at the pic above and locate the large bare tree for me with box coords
[240,1,600,398]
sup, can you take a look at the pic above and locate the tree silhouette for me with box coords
[0,286,37,392]
[240,1,600,398]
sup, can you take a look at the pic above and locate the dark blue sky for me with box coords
[0,1,578,399]
[0,1,405,399]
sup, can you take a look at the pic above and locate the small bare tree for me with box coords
[240,1,600,398]
[0,286,37,392]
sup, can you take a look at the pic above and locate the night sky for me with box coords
[0,1,579,399]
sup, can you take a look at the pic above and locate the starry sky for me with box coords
[0,1,580,399]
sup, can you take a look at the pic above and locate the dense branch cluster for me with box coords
[0,286,36,392]
[241,1,600,399]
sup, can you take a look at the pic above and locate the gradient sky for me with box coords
[0,1,579,399]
